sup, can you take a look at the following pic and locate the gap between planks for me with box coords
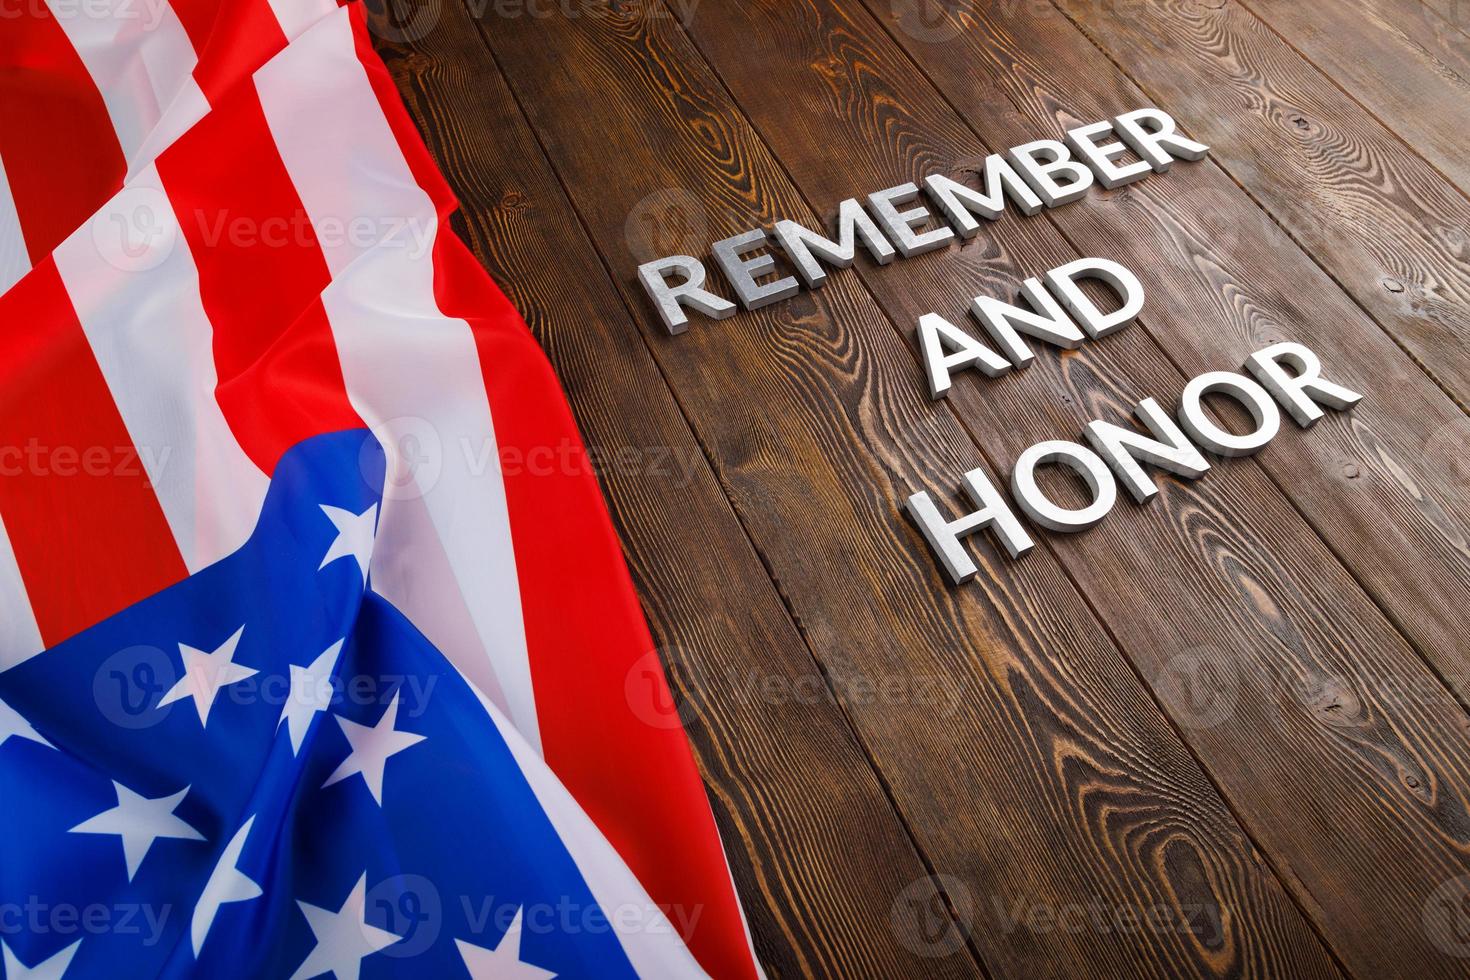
[658,4,1371,975]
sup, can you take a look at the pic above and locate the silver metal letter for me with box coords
[867,182,955,258]
[970,277,1085,368]
[1113,108,1210,172]
[1244,341,1364,427]
[1043,257,1145,339]
[711,228,801,311]
[922,158,1043,238]
[917,312,1013,398]
[636,255,738,335]
[907,468,1035,582]
[771,200,897,289]
[1005,139,1095,208]
[1084,397,1210,503]
[1064,119,1153,189]
[1011,440,1119,532]
[1177,371,1281,457]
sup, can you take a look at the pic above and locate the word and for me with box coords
[916,256,1143,397]
[636,107,1208,333]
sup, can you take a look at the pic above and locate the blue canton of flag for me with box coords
[0,430,644,979]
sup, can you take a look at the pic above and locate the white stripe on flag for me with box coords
[131,0,334,178]
[254,11,542,751]
[125,77,210,182]
[267,0,340,40]
[53,164,270,573]
[0,153,27,296]
[44,0,203,174]
[471,682,710,978]
[0,513,43,671]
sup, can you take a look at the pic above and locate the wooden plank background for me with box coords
[367,0,1470,975]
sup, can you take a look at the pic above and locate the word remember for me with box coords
[636,108,1208,333]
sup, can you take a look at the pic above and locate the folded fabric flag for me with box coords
[0,0,341,295]
[0,4,759,977]
[1,429,707,978]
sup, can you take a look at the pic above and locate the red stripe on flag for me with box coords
[454,242,758,980]
[0,260,188,646]
[0,6,127,264]
[169,0,288,108]
[157,81,364,473]
[163,0,219,50]
[349,13,758,977]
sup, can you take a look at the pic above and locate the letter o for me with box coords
[1011,440,1118,532]
[1178,371,1281,457]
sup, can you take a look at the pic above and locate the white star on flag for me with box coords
[0,696,52,750]
[322,692,426,806]
[288,873,401,980]
[158,625,257,726]
[455,907,557,980]
[278,640,344,755]
[2,939,81,980]
[69,781,205,881]
[192,816,264,956]
[319,503,378,584]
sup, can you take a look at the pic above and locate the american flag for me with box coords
[0,2,759,977]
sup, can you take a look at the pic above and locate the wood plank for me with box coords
[454,2,1350,977]
[674,1,1470,975]
[1047,0,1470,415]
[364,7,986,977]
[1420,0,1470,35]
[1242,0,1470,197]
[862,0,1470,763]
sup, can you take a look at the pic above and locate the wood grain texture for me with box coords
[673,1,1470,975]
[1042,0,1470,410]
[1419,0,1470,35]
[1048,0,1470,422]
[1241,0,1470,198]
[362,0,1470,974]
[364,5,984,977]
[449,1,1361,977]
[860,0,1470,772]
